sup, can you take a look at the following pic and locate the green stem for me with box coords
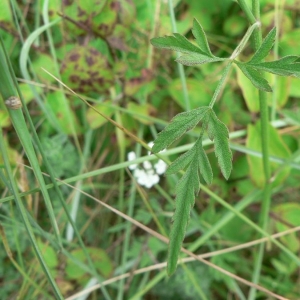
[236,0,257,24]
[230,22,260,59]
[0,129,64,300]
[168,0,190,111]
[209,62,232,108]
[244,1,272,299]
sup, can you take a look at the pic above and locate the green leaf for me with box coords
[150,33,205,55]
[168,78,215,110]
[167,137,209,275]
[166,135,214,275]
[250,60,300,78]
[207,111,232,179]
[249,28,276,63]
[236,62,272,92]
[273,203,300,252]
[166,148,194,175]
[192,18,213,56]
[166,138,213,184]
[198,143,213,184]
[167,166,196,276]
[152,106,210,153]
[86,101,115,129]
[176,54,224,66]
[236,67,259,112]
[281,108,300,126]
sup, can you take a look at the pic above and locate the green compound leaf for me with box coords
[151,33,206,55]
[167,166,196,276]
[167,137,208,275]
[152,106,210,153]
[207,111,232,179]
[236,62,272,92]
[166,137,213,185]
[192,18,213,57]
[176,54,225,66]
[249,27,276,64]
[166,149,194,175]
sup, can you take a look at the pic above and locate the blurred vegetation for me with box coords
[0,0,300,299]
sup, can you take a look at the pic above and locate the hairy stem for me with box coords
[209,62,232,108]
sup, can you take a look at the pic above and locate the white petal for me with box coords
[154,160,167,175]
[128,151,136,161]
[128,151,138,170]
[143,161,152,170]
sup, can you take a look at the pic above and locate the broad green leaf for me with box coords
[66,247,113,283]
[246,121,291,188]
[279,29,300,56]
[206,111,232,179]
[37,240,58,269]
[86,101,115,129]
[268,75,290,109]
[176,54,224,66]
[152,107,210,153]
[281,108,300,126]
[0,0,13,22]
[273,203,300,252]
[32,53,60,84]
[192,18,213,56]
[249,28,276,63]
[46,91,82,134]
[61,46,114,94]
[127,102,156,125]
[150,34,205,55]
[290,77,300,97]
[168,78,215,110]
[236,62,272,92]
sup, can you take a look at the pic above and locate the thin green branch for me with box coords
[244,1,272,299]
[236,0,257,24]
[168,0,191,111]
[209,62,232,108]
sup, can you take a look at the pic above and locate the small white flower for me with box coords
[154,160,167,175]
[128,151,138,170]
[127,141,167,189]
[148,141,154,148]
[147,141,154,155]
[143,161,152,170]
[135,169,148,186]
[149,174,159,186]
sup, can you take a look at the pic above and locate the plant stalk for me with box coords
[242,1,272,299]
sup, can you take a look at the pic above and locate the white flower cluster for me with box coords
[127,142,167,188]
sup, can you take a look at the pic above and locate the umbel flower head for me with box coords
[127,142,167,188]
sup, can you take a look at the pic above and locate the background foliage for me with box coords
[0,0,300,299]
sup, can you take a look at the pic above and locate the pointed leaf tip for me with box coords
[237,62,272,92]
[250,27,276,64]
[192,18,213,57]
[150,34,205,55]
[207,112,232,179]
